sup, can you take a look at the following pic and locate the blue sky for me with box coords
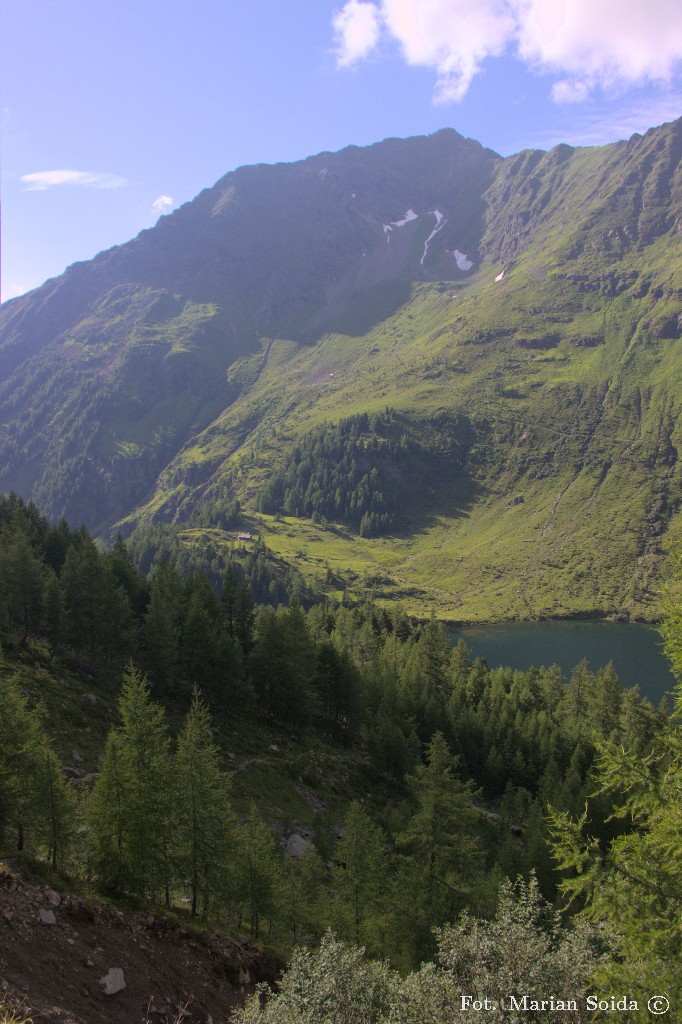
[3,0,681,300]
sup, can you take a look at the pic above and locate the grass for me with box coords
[124,247,682,623]
[0,1000,31,1024]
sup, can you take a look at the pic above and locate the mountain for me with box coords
[1,120,681,621]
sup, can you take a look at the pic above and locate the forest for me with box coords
[0,490,680,1022]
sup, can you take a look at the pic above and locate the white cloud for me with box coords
[152,194,174,215]
[382,0,515,103]
[21,170,128,192]
[551,79,590,103]
[331,0,682,102]
[517,0,682,93]
[333,0,382,67]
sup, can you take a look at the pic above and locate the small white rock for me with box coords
[99,967,126,995]
[39,909,56,925]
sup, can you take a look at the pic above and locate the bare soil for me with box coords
[0,863,268,1024]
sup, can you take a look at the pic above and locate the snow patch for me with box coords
[421,210,447,266]
[495,269,506,282]
[383,208,419,240]
[451,249,473,271]
[393,208,418,227]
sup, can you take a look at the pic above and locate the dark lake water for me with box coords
[448,621,677,706]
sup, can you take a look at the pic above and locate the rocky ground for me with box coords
[0,863,267,1024]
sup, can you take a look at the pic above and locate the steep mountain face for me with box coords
[0,129,496,527]
[1,120,681,620]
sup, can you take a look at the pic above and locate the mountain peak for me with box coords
[1,124,680,619]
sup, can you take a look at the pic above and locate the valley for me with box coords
[4,6,682,1020]
[1,121,681,621]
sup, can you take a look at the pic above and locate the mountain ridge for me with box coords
[1,118,681,620]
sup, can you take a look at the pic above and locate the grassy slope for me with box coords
[83,120,675,618]
[124,213,682,621]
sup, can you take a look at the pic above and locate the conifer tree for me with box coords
[0,531,44,646]
[87,666,172,899]
[549,686,682,1010]
[175,688,237,917]
[222,565,255,651]
[396,732,483,947]
[313,642,360,741]
[181,590,221,688]
[143,562,183,688]
[105,534,148,616]
[238,806,280,939]
[549,570,682,1011]
[279,844,326,944]
[0,677,43,852]
[249,604,316,722]
[35,739,77,869]
[60,534,123,665]
[87,730,127,893]
[42,567,64,649]
[333,801,389,950]
[0,672,76,860]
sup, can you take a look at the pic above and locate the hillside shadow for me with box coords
[388,463,480,541]
[317,279,415,339]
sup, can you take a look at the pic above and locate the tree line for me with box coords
[256,412,402,536]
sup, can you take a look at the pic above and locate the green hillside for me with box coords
[1,119,681,620]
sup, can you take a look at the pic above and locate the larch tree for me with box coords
[35,738,77,869]
[87,665,172,900]
[0,531,44,646]
[238,805,280,939]
[333,801,389,950]
[548,559,682,1015]
[396,731,483,955]
[175,687,237,918]
[0,671,76,862]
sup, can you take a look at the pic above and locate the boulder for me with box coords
[284,833,309,859]
[99,967,126,995]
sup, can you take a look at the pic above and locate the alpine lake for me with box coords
[448,620,677,706]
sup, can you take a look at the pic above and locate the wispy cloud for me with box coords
[332,0,682,104]
[521,94,682,150]
[152,194,174,215]
[21,169,128,192]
